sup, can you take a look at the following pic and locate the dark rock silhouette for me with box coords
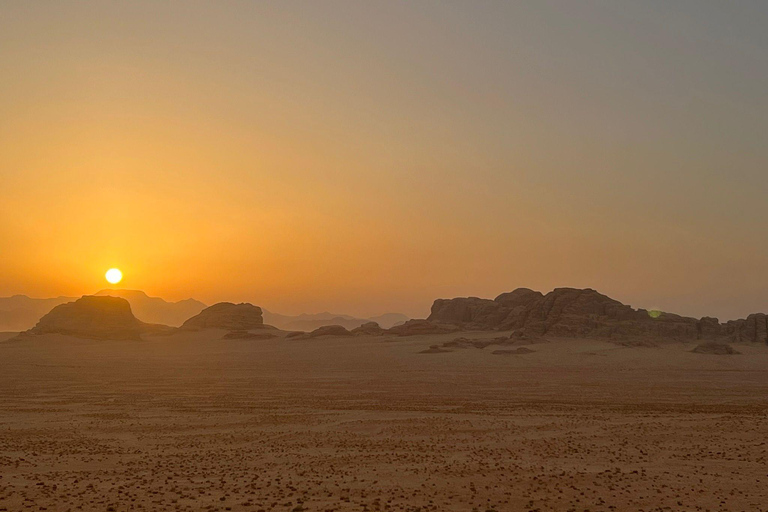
[181,302,265,331]
[426,287,760,341]
[26,296,145,340]
[723,313,768,343]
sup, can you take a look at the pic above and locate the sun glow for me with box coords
[105,268,123,284]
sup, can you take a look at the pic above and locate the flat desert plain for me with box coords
[1,331,767,512]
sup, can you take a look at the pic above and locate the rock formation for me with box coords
[26,296,145,340]
[427,287,768,343]
[306,325,353,337]
[181,302,265,331]
[350,321,386,336]
[723,313,768,343]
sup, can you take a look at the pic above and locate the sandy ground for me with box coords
[1,331,768,512]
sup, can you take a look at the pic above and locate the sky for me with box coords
[1,1,767,320]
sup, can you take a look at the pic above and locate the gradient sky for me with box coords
[1,1,767,320]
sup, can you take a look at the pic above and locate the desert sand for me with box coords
[1,330,767,512]
[0,330,768,511]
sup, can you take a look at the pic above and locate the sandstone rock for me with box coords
[697,317,722,339]
[427,297,507,330]
[427,287,706,341]
[181,302,264,331]
[27,296,143,340]
[724,313,768,343]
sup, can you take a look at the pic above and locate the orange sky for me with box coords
[1,2,767,319]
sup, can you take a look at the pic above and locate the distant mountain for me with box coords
[368,313,410,328]
[261,309,409,331]
[93,289,206,327]
[0,295,75,331]
[0,290,408,333]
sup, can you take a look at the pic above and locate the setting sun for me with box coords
[105,268,123,285]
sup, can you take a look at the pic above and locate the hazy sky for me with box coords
[1,1,767,320]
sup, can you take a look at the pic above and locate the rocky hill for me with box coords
[23,296,150,340]
[181,302,267,331]
[427,287,768,342]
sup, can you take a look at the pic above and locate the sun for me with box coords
[105,268,123,285]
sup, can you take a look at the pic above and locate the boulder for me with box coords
[181,302,264,331]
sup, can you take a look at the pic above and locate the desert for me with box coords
[3,2,768,511]
[2,290,768,511]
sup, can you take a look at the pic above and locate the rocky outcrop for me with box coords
[181,302,265,331]
[427,287,762,342]
[306,325,353,337]
[723,314,768,343]
[697,317,723,339]
[350,321,386,336]
[26,296,144,340]
[427,297,507,331]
